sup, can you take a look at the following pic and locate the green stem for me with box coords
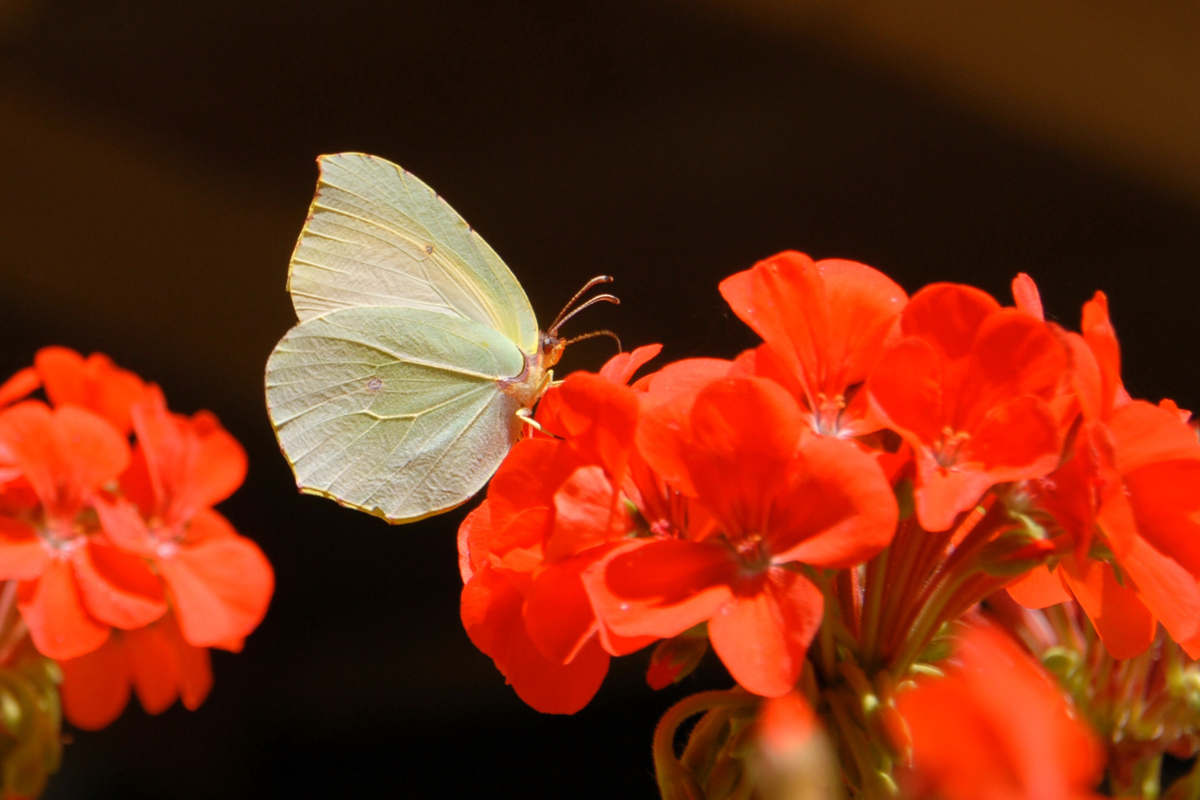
[860,548,889,672]
[653,689,758,800]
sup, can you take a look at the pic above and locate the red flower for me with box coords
[589,377,897,696]
[1008,284,1200,658]
[94,387,272,649]
[719,251,907,437]
[59,611,211,730]
[0,402,164,659]
[459,348,660,713]
[896,625,1103,800]
[868,283,1066,531]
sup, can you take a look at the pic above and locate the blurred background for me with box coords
[0,1,1198,797]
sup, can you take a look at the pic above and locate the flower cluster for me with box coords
[0,348,273,738]
[458,251,1200,799]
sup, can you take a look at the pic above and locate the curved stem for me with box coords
[654,689,758,800]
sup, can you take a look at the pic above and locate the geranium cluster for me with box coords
[458,252,1200,799]
[0,348,273,738]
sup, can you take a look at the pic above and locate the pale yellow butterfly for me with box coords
[264,153,615,523]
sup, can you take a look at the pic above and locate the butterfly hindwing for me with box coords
[265,306,528,523]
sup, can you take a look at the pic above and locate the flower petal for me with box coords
[157,510,274,648]
[73,542,166,629]
[588,539,736,638]
[58,635,130,730]
[1060,557,1156,659]
[19,557,110,660]
[709,568,823,697]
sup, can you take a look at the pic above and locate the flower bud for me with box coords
[647,633,709,690]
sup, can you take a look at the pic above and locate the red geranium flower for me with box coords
[94,386,272,649]
[719,251,907,437]
[589,377,897,696]
[459,347,660,713]
[0,402,164,659]
[868,283,1066,531]
[1008,283,1200,658]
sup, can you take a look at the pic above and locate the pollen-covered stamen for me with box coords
[728,530,771,572]
[812,392,847,436]
[38,516,88,552]
[934,427,972,468]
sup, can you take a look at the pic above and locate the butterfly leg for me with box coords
[516,406,546,434]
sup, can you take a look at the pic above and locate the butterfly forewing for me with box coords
[287,153,540,355]
[265,306,527,523]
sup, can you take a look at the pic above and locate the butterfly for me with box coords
[265,153,615,523]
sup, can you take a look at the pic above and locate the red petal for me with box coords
[965,395,1061,478]
[637,358,733,408]
[461,562,524,661]
[0,403,129,522]
[93,497,155,558]
[598,344,662,385]
[0,368,39,409]
[554,374,639,484]
[1122,458,1200,576]
[0,518,47,581]
[36,347,147,435]
[770,436,897,568]
[589,539,736,638]
[124,622,180,714]
[685,378,804,534]
[19,557,110,660]
[1060,557,1155,659]
[1120,534,1200,646]
[458,503,490,584]
[709,568,823,697]
[487,439,577,559]
[461,561,608,714]
[158,510,273,647]
[523,551,605,665]
[1080,293,1121,415]
[958,309,1064,430]
[545,465,621,562]
[504,628,609,714]
[901,283,1001,360]
[161,612,213,710]
[58,635,130,730]
[1006,565,1072,609]
[868,337,945,446]
[73,541,166,629]
[1011,273,1044,320]
[1109,400,1200,473]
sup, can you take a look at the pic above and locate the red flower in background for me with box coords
[0,402,164,659]
[95,386,272,649]
[868,283,1066,531]
[589,377,897,696]
[1008,282,1200,658]
[719,251,907,438]
[0,347,273,732]
[896,625,1103,800]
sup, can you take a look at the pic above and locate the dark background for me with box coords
[0,1,1198,797]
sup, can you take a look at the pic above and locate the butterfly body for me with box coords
[265,153,568,523]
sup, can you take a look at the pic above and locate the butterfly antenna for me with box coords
[550,294,619,336]
[549,275,617,334]
[561,329,622,353]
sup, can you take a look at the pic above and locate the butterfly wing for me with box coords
[265,306,529,523]
[287,152,540,355]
